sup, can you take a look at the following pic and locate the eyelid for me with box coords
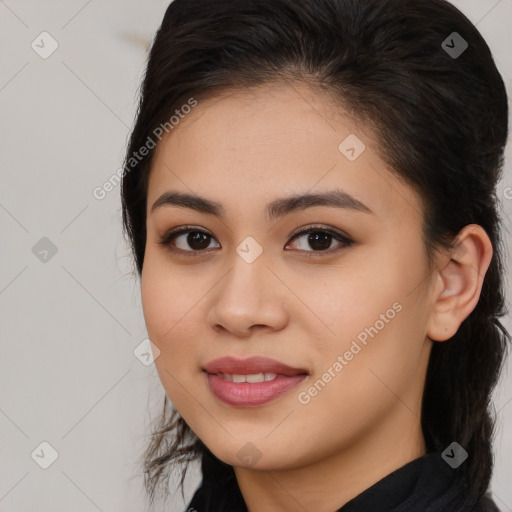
[288,223,353,243]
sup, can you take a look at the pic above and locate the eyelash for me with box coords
[157,224,354,258]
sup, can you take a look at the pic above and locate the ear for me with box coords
[427,224,493,342]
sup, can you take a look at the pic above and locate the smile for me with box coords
[204,371,308,407]
[216,372,278,383]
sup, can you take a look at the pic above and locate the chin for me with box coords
[205,438,309,472]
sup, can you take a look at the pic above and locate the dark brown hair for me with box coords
[120,0,510,507]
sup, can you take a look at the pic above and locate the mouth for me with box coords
[202,356,309,407]
[202,355,309,377]
[209,372,283,383]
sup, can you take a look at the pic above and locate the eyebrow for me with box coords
[151,189,373,220]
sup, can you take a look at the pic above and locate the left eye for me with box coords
[285,227,353,256]
[158,225,353,257]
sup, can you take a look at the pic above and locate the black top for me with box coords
[185,448,501,511]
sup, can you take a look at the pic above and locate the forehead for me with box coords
[147,83,423,226]
[158,83,357,153]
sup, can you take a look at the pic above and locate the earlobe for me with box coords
[427,224,493,342]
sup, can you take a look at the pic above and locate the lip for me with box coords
[203,356,309,376]
[203,356,309,407]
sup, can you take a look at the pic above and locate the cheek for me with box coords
[140,256,203,367]
[304,244,429,388]
[141,263,206,415]
[292,303,427,457]
[142,247,193,333]
[305,257,416,344]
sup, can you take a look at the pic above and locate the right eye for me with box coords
[157,226,221,257]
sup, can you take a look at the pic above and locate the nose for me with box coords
[207,252,289,338]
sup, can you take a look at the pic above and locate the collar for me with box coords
[187,449,497,512]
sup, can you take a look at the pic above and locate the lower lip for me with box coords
[205,372,308,407]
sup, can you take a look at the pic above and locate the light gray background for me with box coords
[0,1,511,511]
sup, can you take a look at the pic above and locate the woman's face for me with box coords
[141,83,436,471]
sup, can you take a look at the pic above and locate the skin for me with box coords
[140,82,492,512]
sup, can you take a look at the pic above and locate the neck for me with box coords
[234,405,427,512]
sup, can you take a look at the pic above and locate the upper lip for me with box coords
[203,356,309,376]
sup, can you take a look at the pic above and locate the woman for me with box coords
[120,0,510,510]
